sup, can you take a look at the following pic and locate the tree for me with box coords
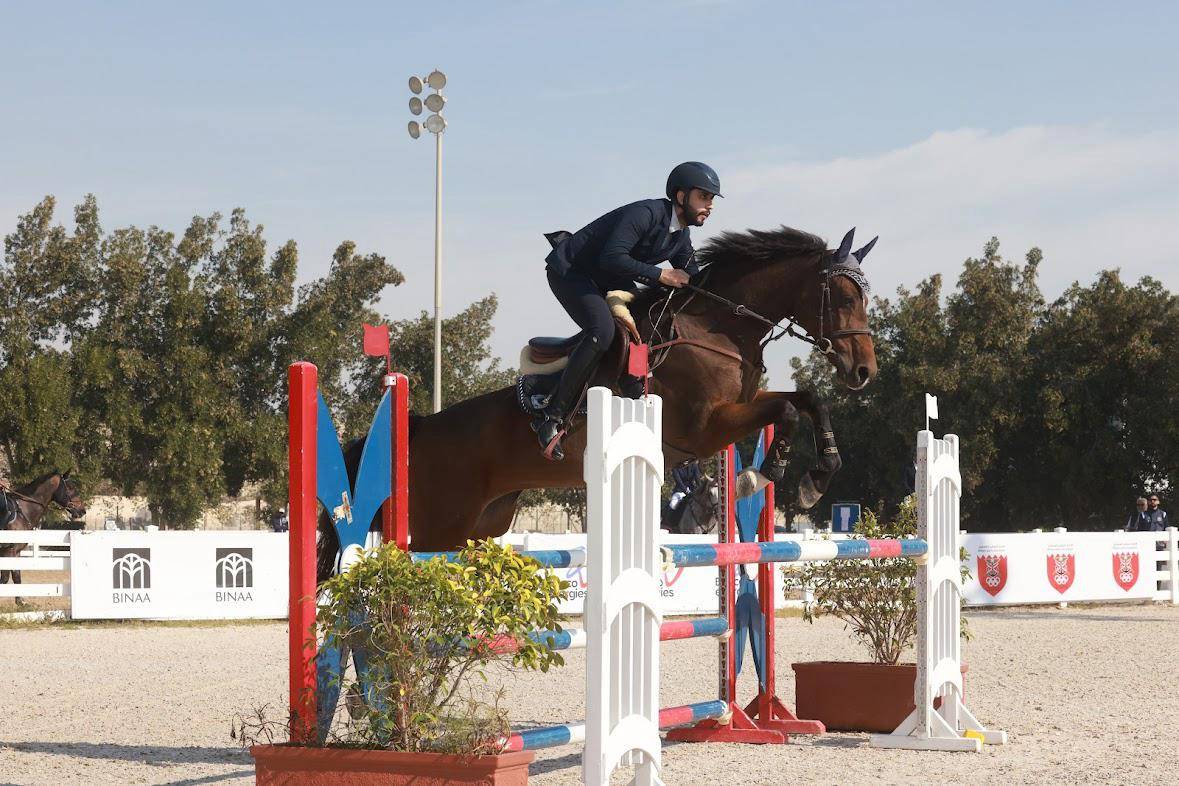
[1009,271,1179,527]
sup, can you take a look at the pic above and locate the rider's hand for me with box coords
[659,268,690,288]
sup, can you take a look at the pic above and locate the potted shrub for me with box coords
[783,497,970,733]
[246,539,568,785]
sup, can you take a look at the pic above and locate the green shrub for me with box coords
[315,539,568,753]
[782,496,970,664]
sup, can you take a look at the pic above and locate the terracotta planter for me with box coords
[791,661,968,733]
[251,744,535,786]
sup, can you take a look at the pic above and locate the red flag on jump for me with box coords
[362,323,390,358]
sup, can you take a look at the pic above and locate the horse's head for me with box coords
[795,228,878,391]
[52,471,86,520]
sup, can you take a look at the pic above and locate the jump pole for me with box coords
[288,361,319,744]
[666,443,782,744]
[743,426,825,736]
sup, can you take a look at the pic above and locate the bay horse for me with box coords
[400,225,877,551]
[0,472,87,594]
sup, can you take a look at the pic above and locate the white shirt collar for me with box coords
[669,200,684,233]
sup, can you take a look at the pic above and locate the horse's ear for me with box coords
[852,236,878,263]
[836,228,855,263]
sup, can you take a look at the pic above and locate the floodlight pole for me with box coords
[432,129,443,413]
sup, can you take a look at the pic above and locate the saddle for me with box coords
[516,231,648,417]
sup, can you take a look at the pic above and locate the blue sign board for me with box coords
[831,502,861,533]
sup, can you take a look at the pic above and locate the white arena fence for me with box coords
[1,518,1176,619]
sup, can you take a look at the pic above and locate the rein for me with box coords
[1,484,47,510]
[643,256,871,372]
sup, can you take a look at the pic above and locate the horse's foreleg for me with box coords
[699,398,799,501]
[699,398,796,458]
[781,390,841,473]
[763,390,843,509]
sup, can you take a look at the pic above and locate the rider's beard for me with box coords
[685,206,708,226]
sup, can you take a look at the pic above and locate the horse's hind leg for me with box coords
[471,492,523,541]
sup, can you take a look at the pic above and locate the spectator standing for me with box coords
[1145,494,1168,531]
[1125,497,1151,531]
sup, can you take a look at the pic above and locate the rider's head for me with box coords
[666,162,722,228]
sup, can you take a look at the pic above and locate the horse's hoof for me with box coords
[736,469,771,500]
[798,473,823,510]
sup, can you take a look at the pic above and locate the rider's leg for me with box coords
[535,269,615,459]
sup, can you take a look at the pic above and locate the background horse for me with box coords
[0,472,87,596]
[661,476,721,535]
[397,225,877,551]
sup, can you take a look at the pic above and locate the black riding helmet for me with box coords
[666,161,723,203]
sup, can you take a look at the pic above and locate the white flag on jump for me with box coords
[925,393,939,421]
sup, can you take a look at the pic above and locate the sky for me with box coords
[2,1,1177,388]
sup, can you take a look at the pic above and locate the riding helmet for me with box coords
[666,162,723,201]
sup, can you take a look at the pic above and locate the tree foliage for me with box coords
[3,196,1173,532]
[0,196,509,527]
[790,238,1176,530]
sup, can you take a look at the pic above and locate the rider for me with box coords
[668,459,703,511]
[534,162,722,459]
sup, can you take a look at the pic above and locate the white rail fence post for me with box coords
[0,530,73,601]
[870,431,1007,752]
[1157,527,1178,605]
[584,388,666,786]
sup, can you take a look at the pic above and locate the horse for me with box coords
[0,471,87,596]
[661,476,722,535]
[398,225,877,551]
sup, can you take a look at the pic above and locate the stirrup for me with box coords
[533,414,567,461]
[542,430,566,462]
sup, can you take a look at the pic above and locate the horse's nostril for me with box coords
[856,366,871,383]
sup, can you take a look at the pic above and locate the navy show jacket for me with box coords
[545,198,698,291]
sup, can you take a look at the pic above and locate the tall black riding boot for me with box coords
[532,337,604,460]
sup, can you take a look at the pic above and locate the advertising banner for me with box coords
[70,531,288,620]
[961,531,1158,605]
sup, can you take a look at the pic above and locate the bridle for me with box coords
[2,475,80,515]
[645,251,872,369]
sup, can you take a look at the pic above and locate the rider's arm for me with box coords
[598,203,664,285]
[670,243,699,276]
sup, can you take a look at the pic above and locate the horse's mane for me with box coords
[696,226,826,268]
[629,225,827,319]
